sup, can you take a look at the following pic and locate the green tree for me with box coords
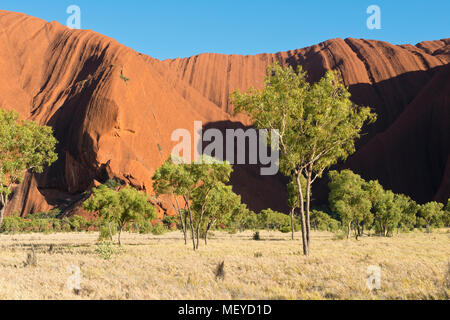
[444,199,450,227]
[189,157,233,250]
[226,203,258,232]
[418,202,444,233]
[153,158,189,244]
[258,209,291,231]
[310,210,340,232]
[372,190,402,237]
[0,110,58,230]
[329,170,372,238]
[231,63,376,255]
[154,156,233,250]
[83,185,156,245]
[199,182,242,245]
[394,194,418,232]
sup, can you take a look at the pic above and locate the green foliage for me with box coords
[98,223,115,241]
[231,205,259,232]
[162,215,178,230]
[286,175,308,210]
[394,194,419,231]
[329,170,372,237]
[151,222,168,235]
[329,169,426,237]
[0,216,22,234]
[96,241,120,260]
[0,109,58,229]
[104,178,124,190]
[199,182,242,233]
[258,209,291,231]
[231,63,376,255]
[444,199,450,227]
[310,210,340,232]
[120,68,130,84]
[68,215,91,232]
[0,213,96,234]
[83,185,156,245]
[418,202,445,232]
[231,63,376,178]
[372,190,402,237]
[153,156,235,250]
[152,157,188,233]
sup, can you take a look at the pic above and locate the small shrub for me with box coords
[252,231,261,241]
[258,209,291,231]
[254,252,263,258]
[120,69,130,85]
[137,220,153,234]
[151,223,168,235]
[96,241,119,260]
[332,230,347,240]
[1,216,21,234]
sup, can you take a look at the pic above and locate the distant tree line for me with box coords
[1,64,449,257]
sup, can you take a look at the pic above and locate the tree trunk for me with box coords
[173,195,187,245]
[296,172,309,256]
[290,207,295,240]
[118,226,123,246]
[196,226,200,250]
[185,197,197,251]
[184,210,188,244]
[305,164,313,247]
[205,224,210,245]
[0,194,6,232]
[205,219,216,245]
[347,221,351,239]
[108,221,113,241]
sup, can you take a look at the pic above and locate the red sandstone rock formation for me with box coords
[0,10,448,216]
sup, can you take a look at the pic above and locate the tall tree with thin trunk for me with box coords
[287,176,307,240]
[153,159,189,244]
[231,63,376,255]
[0,109,57,230]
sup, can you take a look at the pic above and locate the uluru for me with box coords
[0,10,448,217]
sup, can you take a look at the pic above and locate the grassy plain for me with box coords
[0,230,449,300]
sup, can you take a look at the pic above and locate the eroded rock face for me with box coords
[0,10,448,217]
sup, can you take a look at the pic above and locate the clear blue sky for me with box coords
[2,0,449,60]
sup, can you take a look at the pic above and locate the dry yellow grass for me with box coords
[0,230,449,300]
